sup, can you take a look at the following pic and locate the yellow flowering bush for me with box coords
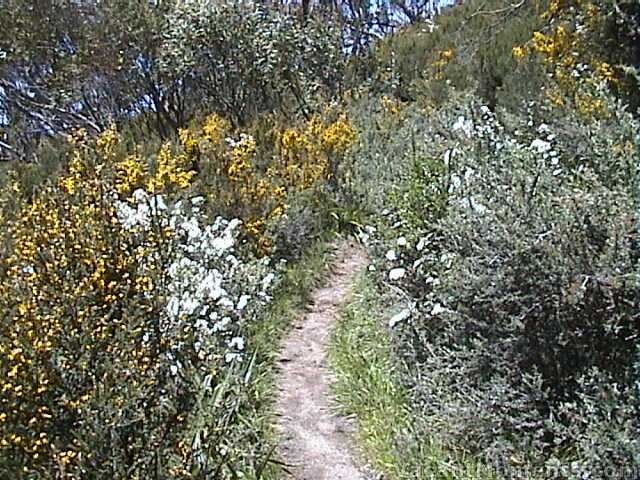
[512,0,638,118]
[201,113,231,144]
[320,114,358,155]
[1,138,157,475]
[115,153,147,194]
[431,49,455,80]
[228,134,257,181]
[0,125,280,478]
[147,143,197,192]
[381,95,402,117]
[180,112,357,253]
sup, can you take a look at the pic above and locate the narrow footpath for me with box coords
[274,241,372,480]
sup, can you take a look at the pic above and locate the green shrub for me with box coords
[362,92,640,476]
[160,0,345,126]
[364,0,546,109]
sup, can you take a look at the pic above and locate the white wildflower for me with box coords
[424,276,440,286]
[198,269,226,300]
[229,336,245,351]
[262,272,275,291]
[530,139,552,154]
[217,296,234,309]
[237,295,250,311]
[431,303,447,315]
[452,116,474,136]
[389,308,411,328]
[150,194,167,212]
[225,352,241,363]
[213,316,231,332]
[388,268,406,281]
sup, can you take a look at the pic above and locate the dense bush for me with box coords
[0,126,284,478]
[1,0,349,158]
[0,105,358,476]
[160,0,345,125]
[358,89,640,476]
[514,0,640,112]
[364,0,545,109]
[3,0,640,477]
[342,0,640,476]
[177,110,357,257]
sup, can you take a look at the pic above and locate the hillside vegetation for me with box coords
[0,0,639,478]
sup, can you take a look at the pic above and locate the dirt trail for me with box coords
[274,241,371,480]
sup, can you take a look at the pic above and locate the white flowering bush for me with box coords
[355,90,640,477]
[116,190,277,369]
[0,129,282,478]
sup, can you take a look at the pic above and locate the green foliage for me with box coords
[388,150,448,232]
[340,1,640,476]
[329,272,493,480]
[365,0,545,109]
[3,0,640,478]
[0,125,283,478]
[160,0,345,125]
[534,0,640,112]
[360,91,640,476]
[265,189,334,261]
[0,101,355,476]
[342,94,437,214]
[0,0,348,157]
[0,0,178,153]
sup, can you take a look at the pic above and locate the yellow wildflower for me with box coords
[440,49,454,61]
[178,128,199,158]
[116,154,147,195]
[512,46,527,59]
[202,113,231,144]
[96,124,118,158]
[243,218,264,237]
[320,115,357,154]
[597,62,616,83]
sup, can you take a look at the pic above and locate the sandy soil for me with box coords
[274,241,373,480]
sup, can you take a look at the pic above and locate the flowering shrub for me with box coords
[431,49,455,80]
[177,112,357,255]
[0,126,280,477]
[513,0,640,116]
[356,89,640,476]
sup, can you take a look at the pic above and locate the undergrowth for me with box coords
[328,271,493,480]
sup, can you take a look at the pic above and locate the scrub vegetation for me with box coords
[1,0,639,478]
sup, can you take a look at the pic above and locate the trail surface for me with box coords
[275,241,371,480]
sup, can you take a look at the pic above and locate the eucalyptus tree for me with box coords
[0,0,349,159]
[0,0,180,159]
[159,0,346,126]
